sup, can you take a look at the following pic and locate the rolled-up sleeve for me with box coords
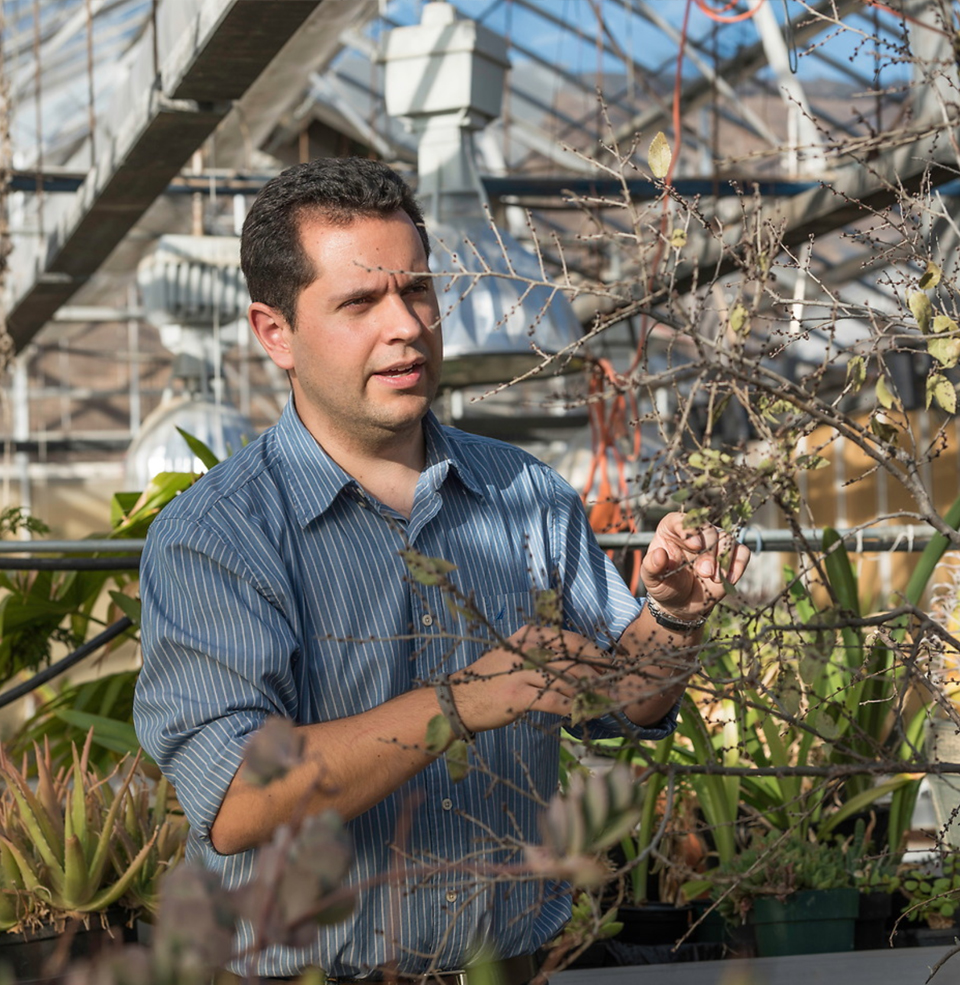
[134,516,299,849]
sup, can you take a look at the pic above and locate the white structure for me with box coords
[383,0,583,388]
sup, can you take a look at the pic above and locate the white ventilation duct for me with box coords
[382,1,583,388]
[126,234,255,488]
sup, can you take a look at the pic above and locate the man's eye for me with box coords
[342,297,370,308]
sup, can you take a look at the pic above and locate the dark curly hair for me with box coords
[240,158,429,329]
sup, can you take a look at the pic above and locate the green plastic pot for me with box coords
[751,888,859,957]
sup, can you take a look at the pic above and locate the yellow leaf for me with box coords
[919,261,942,290]
[928,335,960,368]
[909,291,933,333]
[876,375,898,410]
[729,303,749,335]
[670,227,687,249]
[870,412,899,447]
[927,373,958,414]
[648,132,672,180]
[933,314,959,335]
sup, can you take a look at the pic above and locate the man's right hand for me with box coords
[211,626,608,855]
[449,625,609,732]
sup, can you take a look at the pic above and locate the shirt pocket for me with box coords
[452,590,536,666]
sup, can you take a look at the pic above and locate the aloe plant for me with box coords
[115,772,188,917]
[0,731,182,928]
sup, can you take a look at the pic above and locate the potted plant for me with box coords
[682,827,866,957]
[898,855,960,945]
[0,730,187,981]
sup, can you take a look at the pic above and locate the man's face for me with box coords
[255,210,442,449]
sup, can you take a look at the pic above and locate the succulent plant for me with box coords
[681,827,863,923]
[115,771,188,917]
[0,730,183,930]
[900,855,960,929]
[540,763,644,860]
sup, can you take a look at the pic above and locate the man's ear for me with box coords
[248,302,294,371]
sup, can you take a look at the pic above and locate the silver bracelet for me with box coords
[435,679,475,742]
[645,597,707,633]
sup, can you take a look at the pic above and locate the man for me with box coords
[134,157,750,981]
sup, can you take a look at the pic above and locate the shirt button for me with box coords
[441,798,453,811]
[445,890,458,903]
[421,613,434,627]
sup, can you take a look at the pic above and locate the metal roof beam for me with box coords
[671,123,960,297]
[613,0,863,145]
[6,0,327,353]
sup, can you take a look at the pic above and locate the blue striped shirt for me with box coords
[134,400,675,978]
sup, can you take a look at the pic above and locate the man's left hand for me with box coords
[640,512,751,623]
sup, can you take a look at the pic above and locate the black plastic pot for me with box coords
[855,890,894,950]
[568,903,725,968]
[0,913,135,984]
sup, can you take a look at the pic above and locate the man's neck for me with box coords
[303,412,428,519]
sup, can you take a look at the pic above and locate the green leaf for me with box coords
[400,549,458,586]
[810,707,840,740]
[708,393,731,430]
[534,588,562,628]
[110,492,142,529]
[108,591,141,628]
[927,373,957,414]
[928,335,960,368]
[818,774,918,838]
[933,313,958,334]
[54,711,145,759]
[648,131,672,179]
[846,355,866,390]
[175,427,221,471]
[822,528,860,617]
[425,713,453,755]
[918,261,942,290]
[445,739,470,783]
[112,472,197,536]
[570,690,613,725]
[909,291,934,333]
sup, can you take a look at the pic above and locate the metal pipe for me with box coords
[0,617,134,710]
[0,526,948,556]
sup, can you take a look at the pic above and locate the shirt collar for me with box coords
[275,399,485,527]
[421,411,486,500]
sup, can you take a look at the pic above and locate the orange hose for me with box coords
[693,0,766,24]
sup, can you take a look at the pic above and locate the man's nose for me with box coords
[383,294,426,342]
